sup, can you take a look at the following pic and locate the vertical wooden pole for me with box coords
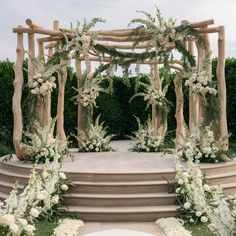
[150,65,157,131]
[217,26,228,151]
[174,76,187,150]
[56,59,67,145]
[196,41,206,124]
[12,31,25,160]
[188,40,195,134]
[76,59,86,147]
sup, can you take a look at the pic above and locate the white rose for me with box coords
[9,223,19,233]
[59,172,67,180]
[52,195,59,204]
[201,216,208,223]
[18,218,27,226]
[146,147,150,152]
[61,184,68,191]
[0,214,15,225]
[203,184,210,192]
[178,178,184,185]
[95,148,99,152]
[196,211,202,217]
[89,144,93,149]
[175,188,181,194]
[183,202,191,209]
[30,208,40,218]
[24,224,36,234]
[38,78,43,83]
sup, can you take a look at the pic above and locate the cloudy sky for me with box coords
[0,0,235,61]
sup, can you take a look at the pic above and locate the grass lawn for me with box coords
[35,221,58,236]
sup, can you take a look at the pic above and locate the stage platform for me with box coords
[1,140,236,222]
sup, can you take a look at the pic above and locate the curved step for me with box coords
[68,205,178,222]
[66,192,176,207]
[71,180,170,194]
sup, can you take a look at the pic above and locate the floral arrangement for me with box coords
[27,58,60,99]
[52,218,84,236]
[129,7,202,71]
[21,118,68,163]
[78,116,114,152]
[0,151,71,235]
[130,118,165,152]
[181,126,225,163]
[130,79,169,110]
[172,154,236,236]
[184,70,217,96]
[71,74,113,108]
[56,18,105,57]
[156,217,192,236]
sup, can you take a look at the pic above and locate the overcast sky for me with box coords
[0,0,235,61]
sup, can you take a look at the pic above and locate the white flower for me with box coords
[204,184,210,192]
[95,148,99,152]
[18,218,27,226]
[59,172,67,180]
[9,223,19,233]
[201,216,208,223]
[37,192,46,200]
[24,224,36,234]
[89,144,93,149]
[61,184,68,191]
[30,208,40,218]
[0,214,15,226]
[196,211,202,217]
[52,195,59,204]
[178,178,184,185]
[183,202,191,209]
[175,188,181,194]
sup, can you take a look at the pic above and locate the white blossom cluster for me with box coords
[22,118,67,163]
[52,218,84,236]
[131,119,164,152]
[181,126,223,163]
[156,217,192,236]
[0,154,70,235]
[79,116,114,152]
[28,59,60,98]
[172,154,236,236]
[79,84,100,107]
[184,70,217,96]
[143,82,169,108]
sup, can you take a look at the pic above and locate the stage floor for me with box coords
[7,140,236,174]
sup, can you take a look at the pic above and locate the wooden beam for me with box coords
[26,19,42,29]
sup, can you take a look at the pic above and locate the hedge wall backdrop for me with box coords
[0,58,236,152]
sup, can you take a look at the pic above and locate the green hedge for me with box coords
[0,58,236,150]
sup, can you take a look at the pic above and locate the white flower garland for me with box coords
[0,139,72,235]
[156,217,192,236]
[52,218,84,236]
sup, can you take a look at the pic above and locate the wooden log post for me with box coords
[217,26,228,151]
[196,40,206,125]
[150,65,157,131]
[174,76,187,150]
[56,58,67,145]
[188,40,195,134]
[76,59,86,147]
[12,31,26,159]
